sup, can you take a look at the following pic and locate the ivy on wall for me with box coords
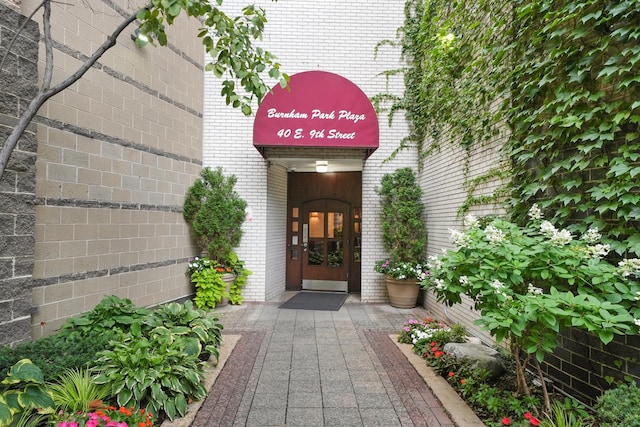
[378,0,640,256]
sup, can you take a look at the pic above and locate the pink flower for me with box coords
[501,417,511,426]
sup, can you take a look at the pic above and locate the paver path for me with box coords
[192,296,456,426]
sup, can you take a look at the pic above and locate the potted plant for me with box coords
[375,167,428,308]
[183,167,251,308]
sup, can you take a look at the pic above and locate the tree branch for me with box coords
[0,5,144,178]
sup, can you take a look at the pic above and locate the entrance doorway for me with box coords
[286,172,362,292]
[302,199,349,291]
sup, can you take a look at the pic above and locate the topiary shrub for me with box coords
[183,167,247,266]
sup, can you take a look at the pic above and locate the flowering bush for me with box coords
[422,205,640,411]
[55,406,154,427]
[398,317,466,349]
[374,259,428,280]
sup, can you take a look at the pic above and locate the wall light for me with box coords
[315,160,328,173]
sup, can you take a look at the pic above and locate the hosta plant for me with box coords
[92,327,207,421]
[0,359,55,427]
[142,300,223,361]
[423,205,640,412]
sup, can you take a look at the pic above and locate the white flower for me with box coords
[581,227,602,244]
[540,221,557,238]
[550,229,573,246]
[484,225,504,244]
[464,214,479,228]
[528,204,543,220]
[527,283,543,295]
[634,291,640,301]
[459,276,469,285]
[450,229,470,248]
[619,258,640,278]
[427,255,443,270]
[635,319,640,327]
[434,279,446,291]
[490,279,505,290]
[585,244,610,259]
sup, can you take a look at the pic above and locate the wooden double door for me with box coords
[286,172,362,292]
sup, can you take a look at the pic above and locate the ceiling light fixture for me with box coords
[315,160,328,173]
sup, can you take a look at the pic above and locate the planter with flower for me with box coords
[375,167,428,308]
[187,251,251,309]
[183,167,251,309]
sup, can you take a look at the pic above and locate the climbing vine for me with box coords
[379,0,640,255]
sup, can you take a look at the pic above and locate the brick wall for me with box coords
[541,329,640,407]
[202,0,414,302]
[0,2,39,346]
[13,0,204,338]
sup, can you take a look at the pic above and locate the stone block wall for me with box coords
[8,0,205,341]
[0,2,39,346]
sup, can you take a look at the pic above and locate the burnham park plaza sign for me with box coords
[253,71,379,157]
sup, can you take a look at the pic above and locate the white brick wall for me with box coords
[203,0,412,301]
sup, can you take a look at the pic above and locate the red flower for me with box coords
[460,379,466,385]
[448,371,455,377]
[430,341,437,346]
[501,417,511,425]
[524,412,540,426]
[434,351,444,358]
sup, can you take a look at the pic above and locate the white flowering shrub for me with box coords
[423,205,640,400]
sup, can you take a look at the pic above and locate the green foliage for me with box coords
[377,167,427,269]
[143,299,224,361]
[92,328,207,421]
[48,368,109,413]
[0,331,114,382]
[541,398,594,427]
[595,382,640,427]
[0,359,54,427]
[135,0,289,116]
[422,207,640,402]
[187,254,251,309]
[57,295,152,340]
[183,167,248,266]
[381,0,640,255]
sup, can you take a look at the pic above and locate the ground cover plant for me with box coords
[0,295,224,426]
[399,317,606,426]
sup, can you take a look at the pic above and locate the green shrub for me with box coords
[595,382,640,427]
[0,331,114,381]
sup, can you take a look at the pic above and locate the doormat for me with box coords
[278,291,348,311]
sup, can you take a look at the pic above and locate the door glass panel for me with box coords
[307,241,324,265]
[309,212,324,238]
[327,241,343,267]
[328,212,343,238]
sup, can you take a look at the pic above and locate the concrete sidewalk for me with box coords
[190,293,458,427]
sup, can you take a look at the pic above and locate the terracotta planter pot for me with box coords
[218,273,235,307]
[385,276,420,308]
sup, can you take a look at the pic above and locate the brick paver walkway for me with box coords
[191,296,455,426]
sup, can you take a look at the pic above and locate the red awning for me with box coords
[253,71,379,157]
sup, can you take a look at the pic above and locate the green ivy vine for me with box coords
[378,0,640,256]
